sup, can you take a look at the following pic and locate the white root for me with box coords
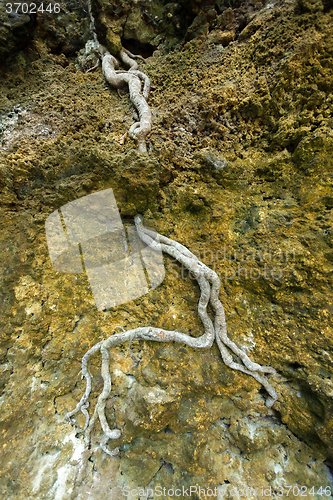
[81,0,152,152]
[65,217,278,456]
[84,41,152,153]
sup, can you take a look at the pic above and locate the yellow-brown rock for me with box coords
[106,29,122,56]
[0,0,333,498]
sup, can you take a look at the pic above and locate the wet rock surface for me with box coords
[0,0,333,498]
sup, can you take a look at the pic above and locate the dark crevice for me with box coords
[324,459,333,476]
[121,38,155,58]
[161,460,174,474]
[289,362,304,370]
[164,425,174,435]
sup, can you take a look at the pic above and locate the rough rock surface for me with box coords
[0,0,333,498]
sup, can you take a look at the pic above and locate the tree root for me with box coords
[78,38,152,153]
[65,216,278,457]
[78,0,152,152]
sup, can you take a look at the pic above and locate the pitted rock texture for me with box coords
[0,0,333,498]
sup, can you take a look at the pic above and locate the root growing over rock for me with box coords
[77,0,152,152]
[65,217,278,457]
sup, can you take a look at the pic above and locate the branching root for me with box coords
[65,217,278,456]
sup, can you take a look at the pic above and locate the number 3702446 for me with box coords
[276,486,331,497]
[5,3,61,14]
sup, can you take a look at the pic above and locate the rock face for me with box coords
[1,0,333,498]
[0,7,34,60]
[0,1,90,64]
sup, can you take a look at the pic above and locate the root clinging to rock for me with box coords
[78,38,152,153]
[65,216,278,457]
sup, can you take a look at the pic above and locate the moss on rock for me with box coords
[1,0,333,497]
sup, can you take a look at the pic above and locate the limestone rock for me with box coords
[106,28,122,55]
[1,0,333,497]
